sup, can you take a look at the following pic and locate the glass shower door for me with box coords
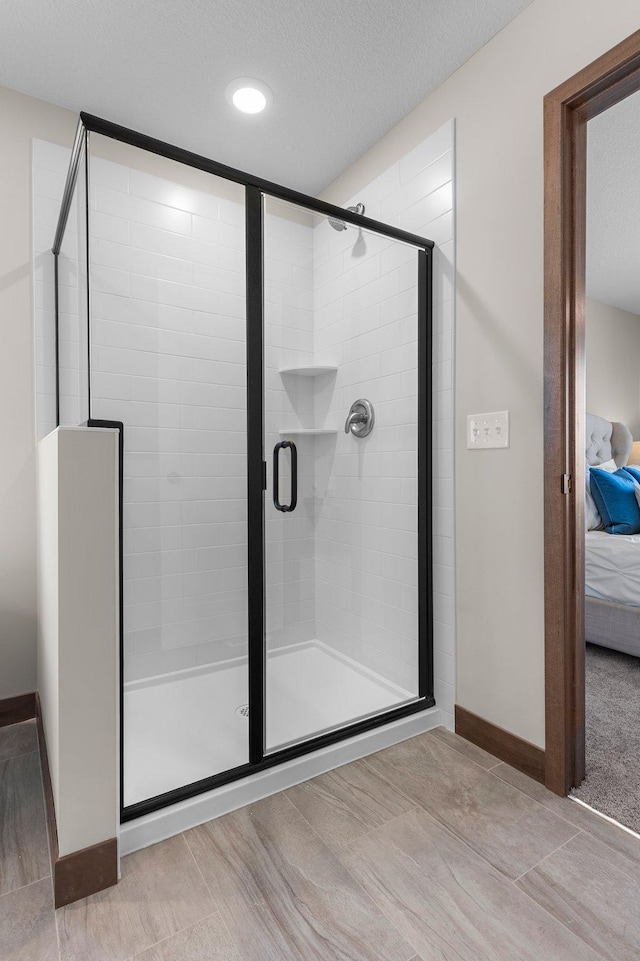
[87,134,250,809]
[263,195,423,753]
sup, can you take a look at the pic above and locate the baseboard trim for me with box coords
[35,693,118,907]
[455,705,546,784]
[54,838,119,908]
[0,692,36,727]
[35,694,59,878]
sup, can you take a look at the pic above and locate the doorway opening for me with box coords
[544,30,640,812]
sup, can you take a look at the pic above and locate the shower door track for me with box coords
[55,114,435,825]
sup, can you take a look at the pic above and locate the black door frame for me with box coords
[52,113,435,823]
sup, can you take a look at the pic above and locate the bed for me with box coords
[585,412,640,656]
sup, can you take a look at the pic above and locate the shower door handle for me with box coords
[273,441,297,513]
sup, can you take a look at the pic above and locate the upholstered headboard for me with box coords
[586,412,633,467]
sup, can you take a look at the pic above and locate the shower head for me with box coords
[328,202,365,232]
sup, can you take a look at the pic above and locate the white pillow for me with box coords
[592,459,618,472]
[586,459,618,531]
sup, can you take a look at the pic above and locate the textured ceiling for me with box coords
[587,91,640,316]
[0,0,530,193]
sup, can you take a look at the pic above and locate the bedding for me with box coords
[583,413,639,655]
[586,529,640,607]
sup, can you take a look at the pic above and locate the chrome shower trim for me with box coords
[345,398,375,437]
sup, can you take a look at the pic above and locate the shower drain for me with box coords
[235,704,250,718]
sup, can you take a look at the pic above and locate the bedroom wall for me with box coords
[321,0,640,747]
[586,297,640,439]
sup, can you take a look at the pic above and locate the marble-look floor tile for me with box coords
[0,878,58,961]
[340,807,603,961]
[0,721,38,763]
[364,733,579,879]
[186,792,415,961]
[57,835,214,961]
[517,830,640,961]
[285,757,415,850]
[429,727,500,769]
[0,752,50,896]
[131,910,240,961]
[493,761,640,866]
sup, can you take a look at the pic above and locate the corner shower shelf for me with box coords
[278,365,338,377]
[278,428,338,436]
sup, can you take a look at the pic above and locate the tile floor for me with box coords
[3,719,640,960]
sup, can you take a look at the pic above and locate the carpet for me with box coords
[572,643,640,833]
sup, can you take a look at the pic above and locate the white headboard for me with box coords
[586,412,633,467]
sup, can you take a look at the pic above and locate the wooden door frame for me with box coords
[544,30,640,796]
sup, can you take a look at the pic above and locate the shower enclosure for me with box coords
[51,114,434,821]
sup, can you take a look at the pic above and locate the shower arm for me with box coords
[329,202,365,232]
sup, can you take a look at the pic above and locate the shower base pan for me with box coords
[121,640,442,856]
[124,640,415,808]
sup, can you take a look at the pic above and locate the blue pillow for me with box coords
[623,465,640,486]
[589,468,640,535]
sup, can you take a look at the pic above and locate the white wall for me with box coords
[0,87,77,699]
[37,427,119,857]
[586,297,640,438]
[321,0,640,747]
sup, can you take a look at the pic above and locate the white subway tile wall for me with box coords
[312,214,420,699]
[312,120,455,727]
[264,207,317,653]
[89,158,251,682]
[33,119,455,729]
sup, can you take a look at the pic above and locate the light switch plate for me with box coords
[467,411,509,449]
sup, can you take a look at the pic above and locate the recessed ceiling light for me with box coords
[226,78,273,115]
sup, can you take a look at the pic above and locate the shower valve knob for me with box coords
[344,399,375,438]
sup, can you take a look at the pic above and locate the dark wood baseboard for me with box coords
[35,693,118,907]
[455,705,546,784]
[0,692,36,727]
[54,838,118,908]
[35,694,59,878]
